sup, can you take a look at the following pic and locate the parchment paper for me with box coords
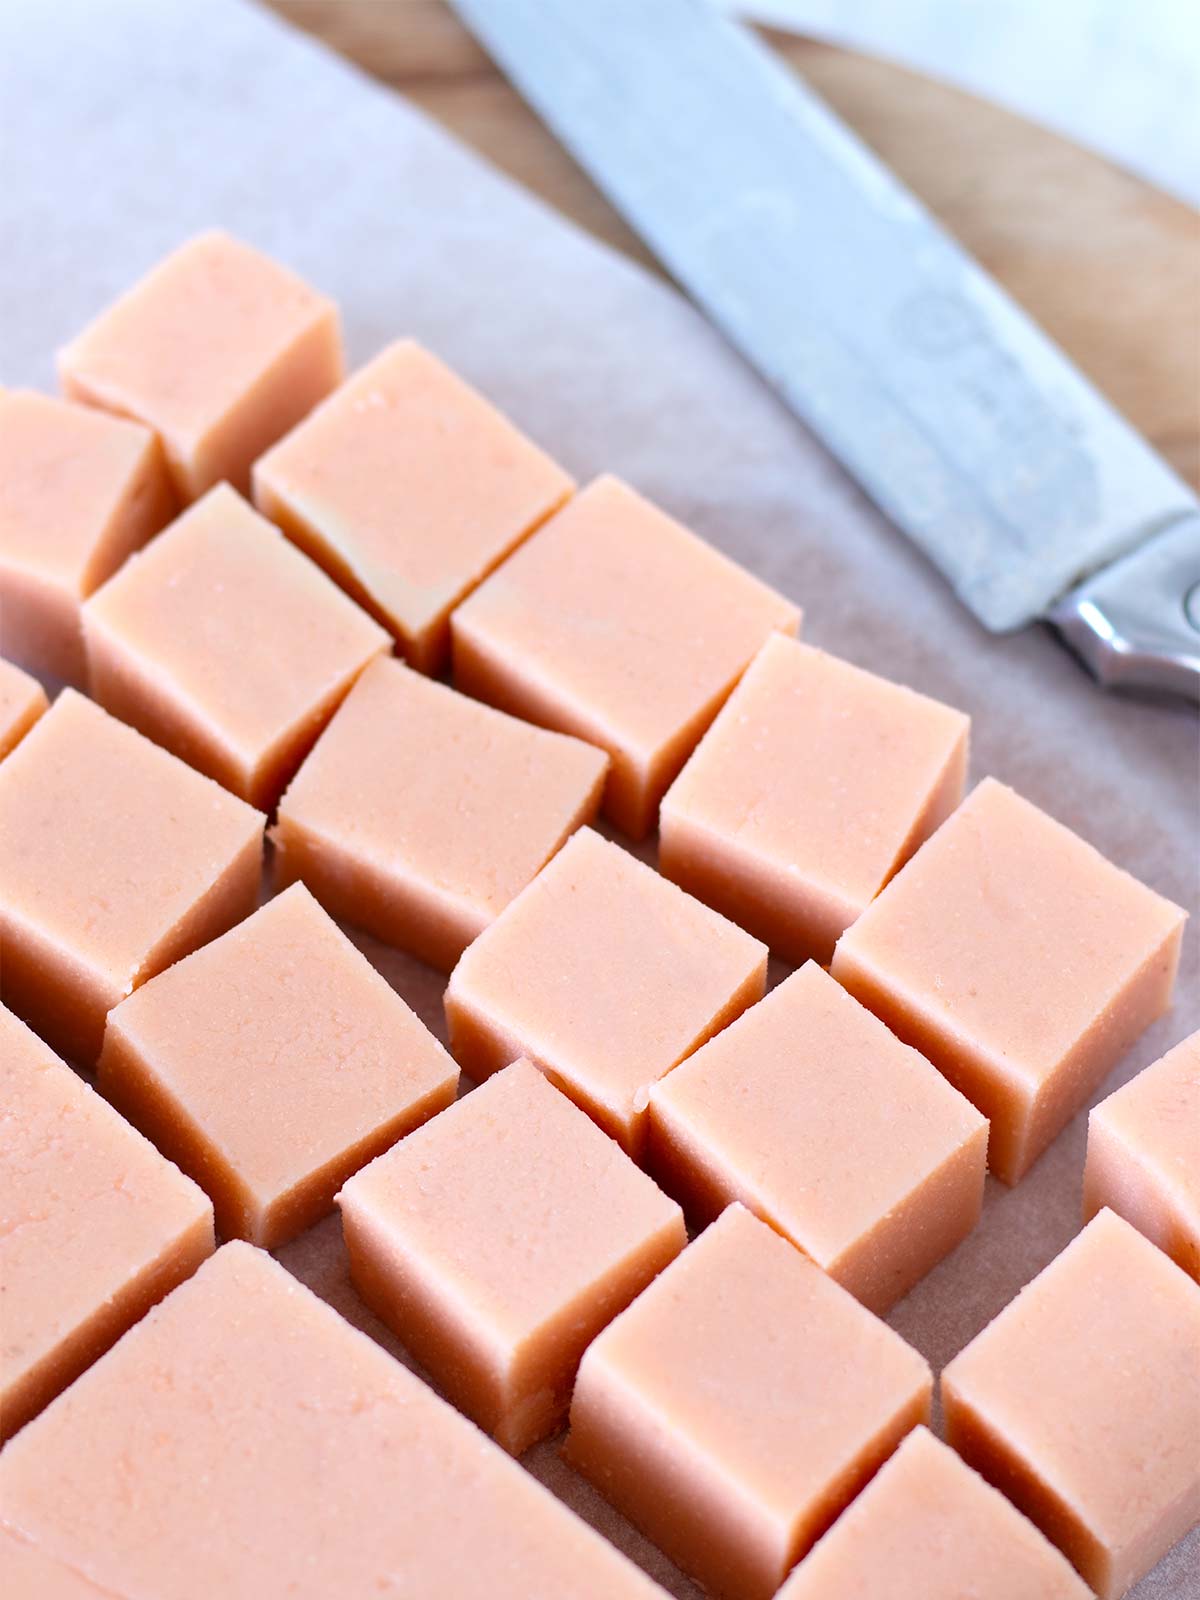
[1,2,1196,1594]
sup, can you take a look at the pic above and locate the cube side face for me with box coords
[0,392,175,683]
[566,1353,793,1600]
[98,1017,264,1242]
[184,306,344,500]
[340,1192,514,1444]
[1,1008,214,1441]
[452,613,634,824]
[0,661,48,760]
[273,809,488,971]
[831,939,1031,1182]
[80,427,178,593]
[776,1427,1092,1600]
[0,906,121,1065]
[566,1207,931,1599]
[3,1202,214,1445]
[0,561,87,684]
[828,1123,988,1314]
[84,611,256,799]
[941,1211,1200,1600]
[831,780,1187,1184]
[1012,919,1185,1184]
[502,1207,686,1456]
[943,1385,1107,1595]
[1084,1034,1200,1282]
[1084,1116,1199,1282]
[659,802,865,968]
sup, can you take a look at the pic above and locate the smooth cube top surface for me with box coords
[58,231,336,447]
[834,778,1185,1088]
[0,690,262,992]
[104,884,456,1206]
[83,484,387,768]
[0,1004,211,1401]
[0,390,161,589]
[651,962,986,1267]
[0,1242,663,1600]
[663,636,968,912]
[777,1426,1090,1599]
[580,1204,931,1517]
[450,828,766,1125]
[452,474,800,758]
[278,657,607,921]
[254,338,573,637]
[1091,1030,1200,1214]
[942,1208,1200,1554]
[0,1525,113,1599]
[342,1059,682,1345]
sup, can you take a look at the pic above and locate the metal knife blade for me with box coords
[450,0,1200,701]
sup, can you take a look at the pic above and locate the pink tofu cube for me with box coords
[444,827,767,1155]
[1084,1029,1200,1280]
[565,1204,932,1600]
[452,474,800,838]
[660,636,969,962]
[0,390,174,682]
[254,339,574,673]
[82,483,388,808]
[832,778,1186,1182]
[339,1058,685,1454]
[59,231,343,501]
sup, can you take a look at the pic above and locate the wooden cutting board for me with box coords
[269,0,1199,490]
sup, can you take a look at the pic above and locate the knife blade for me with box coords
[449,0,1200,701]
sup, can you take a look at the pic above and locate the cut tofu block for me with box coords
[99,883,457,1248]
[832,778,1185,1183]
[0,659,47,760]
[942,1208,1200,1600]
[660,637,969,962]
[0,690,263,1063]
[58,230,343,501]
[1084,1029,1200,1279]
[648,962,988,1313]
[0,1242,668,1600]
[565,1204,932,1600]
[339,1058,685,1454]
[776,1425,1091,1600]
[445,828,767,1155]
[273,657,607,969]
[452,474,800,838]
[253,339,573,674]
[0,1004,213,1443]
[82,483,388,808]
[0,390,174,682]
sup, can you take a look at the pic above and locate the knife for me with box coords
[449,0,1200,702]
